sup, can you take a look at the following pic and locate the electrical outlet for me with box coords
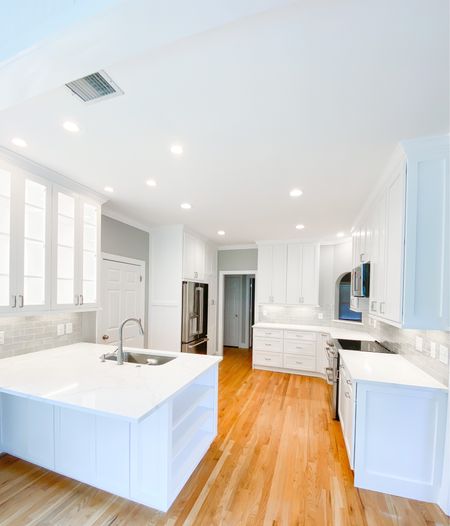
[415,336,423,352]
[57,324,65,336]
[317,312,323,320]
[439,345,449,365]
[430,342,437,359]
[0,331,4,345]
[65,322,73,335]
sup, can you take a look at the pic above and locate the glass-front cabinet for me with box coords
[0,158,101,315]
[0,162,52,313]
[53,187,100,310]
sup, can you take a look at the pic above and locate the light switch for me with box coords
[317,312,323,320]
[430,342,437,359]
[57,324,65,336]
[0,331,4,345]
[439,345,449,365]
[65,322,73,335]
[415,336,423,352]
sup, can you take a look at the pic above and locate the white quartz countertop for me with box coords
[0,343,222,422]
[253,322,374,341]
[339,350,447,390]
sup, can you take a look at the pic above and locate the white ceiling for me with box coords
[0,0,448,244]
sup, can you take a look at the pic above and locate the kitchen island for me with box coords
[0,343,221,511]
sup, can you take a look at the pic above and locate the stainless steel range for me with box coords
[326,338,395,420]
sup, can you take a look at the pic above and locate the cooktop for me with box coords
[336,339,394,354]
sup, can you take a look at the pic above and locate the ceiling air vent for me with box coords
[65,70,123,103]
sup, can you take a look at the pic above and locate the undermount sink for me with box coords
[104,351,177,366]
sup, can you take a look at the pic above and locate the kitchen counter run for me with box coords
[253,322,374,341]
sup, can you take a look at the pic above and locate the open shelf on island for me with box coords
[172,384,213,429]
[172,406,213,458]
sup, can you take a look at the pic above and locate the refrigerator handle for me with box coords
[196,286,204,334]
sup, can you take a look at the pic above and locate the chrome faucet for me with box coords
[117,318,144,365]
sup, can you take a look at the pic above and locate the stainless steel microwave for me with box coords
[351,262,370,297]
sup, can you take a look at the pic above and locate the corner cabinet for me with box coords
[352,135,450,330]
[0,154,103,316]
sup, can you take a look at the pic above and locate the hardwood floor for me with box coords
[0,348,448,526]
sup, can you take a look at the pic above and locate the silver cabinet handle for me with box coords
[264,358,271,361]
[11,295,16,308]
[79,294,84,305]
[344,392,351,399]
[18,295,24,308]
[379,302,385,314]
[370,300,377,311]
[264,343,272,347]
[360,253,365,262]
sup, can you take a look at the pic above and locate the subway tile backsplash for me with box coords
[258,304,450,386]
[0,313,82,359]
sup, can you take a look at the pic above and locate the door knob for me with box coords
[102,335,109,341]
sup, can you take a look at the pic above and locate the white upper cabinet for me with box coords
[0,154,102,316]
[286,243,320,305]
[257,244,286,304]
[354,135,449,330]
[183,232,206,281]
[53,189,101,309]
[0,162,52,313]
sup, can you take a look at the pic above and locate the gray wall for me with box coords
[218,249,258,271]
[101,215,150,344]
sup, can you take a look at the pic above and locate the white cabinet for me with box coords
[52,188,101,309]
[338,362,355,469]
[183,232,206,281]
[0,155,102,316]
[256,244,287,304]
[286,243,319,305]
[354,135,449,330]
[0,162,52,313]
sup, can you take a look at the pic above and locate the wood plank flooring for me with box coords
[0,348,448,526]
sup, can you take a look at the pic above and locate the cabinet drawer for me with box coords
[253,338,283,353]
[284,340,316,356]
[284,330,317,342]
[253,328,283,339]
[283,354,316,371]
[253,351,283,368]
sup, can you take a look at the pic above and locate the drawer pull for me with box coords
[295,361,303,365]
[264,343,271,347]
[296,346,303,350]
[264,358,271,361]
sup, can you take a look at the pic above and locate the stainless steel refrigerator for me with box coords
[181,281,208,354]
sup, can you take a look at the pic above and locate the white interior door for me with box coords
[100,257,145,348]
[224,276,241,347]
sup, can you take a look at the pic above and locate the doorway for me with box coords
[218,271,256,355]
[98,253,145,348]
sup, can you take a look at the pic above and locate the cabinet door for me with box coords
[182,232,196,280]
[383,167,405,323]
[286,244,301,304]
[80,199,100,307]
[257,245,273,303]
[338,366,355,468]
[53,188,78,309]
[16,173,52,311]
[194,237,206,281]
[368,206,379,315]
[301,244,319,305]
[376,192,387,316]
[271,244,287,304]
[0,164,15,313]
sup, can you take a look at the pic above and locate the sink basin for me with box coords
[104,351,177,366]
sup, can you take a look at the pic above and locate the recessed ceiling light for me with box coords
[289,188,303,197]
[295,224,305,230]
[170,144,183,156]
[217,230,225,236]
[11,137,27,148]
[104,186,114,193]
[63,121,79,133]
[336,231,345,238]
[180,203,191,209]
[146,179,157,187]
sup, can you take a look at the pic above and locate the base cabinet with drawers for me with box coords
[253,328,324,376]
